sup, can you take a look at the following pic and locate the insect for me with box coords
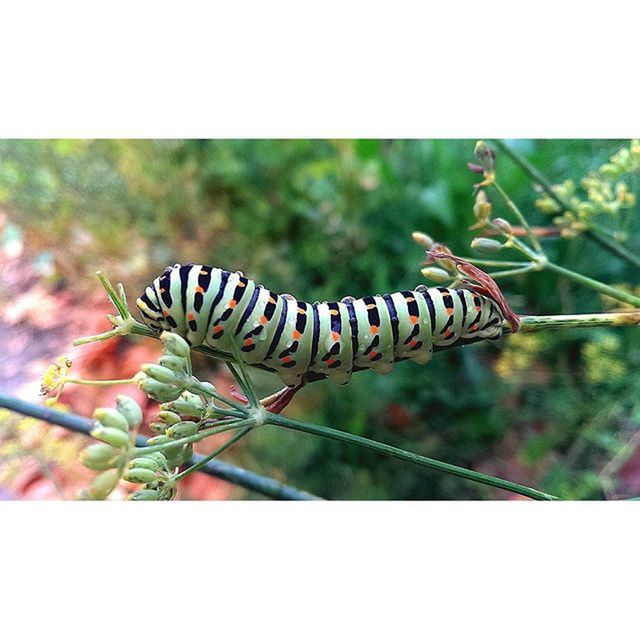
[136,252,519,412]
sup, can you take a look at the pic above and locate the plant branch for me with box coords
[267,414,559,501]
[0,393,319,500]
[173,425,253,481]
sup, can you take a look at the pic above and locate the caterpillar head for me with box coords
[426,250,520,332]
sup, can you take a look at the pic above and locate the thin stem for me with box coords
[545,261,640,309]
[460,257,532,268]
[489,266,536,279]
[585,230,640,269]
[226,339,260,409]
[492,139,573,211]
[134,418,255,456]
[173,425,253,481]
[492,180,544,254]
[267,414,559,501]
[65,377,137,387]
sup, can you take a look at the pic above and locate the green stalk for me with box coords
[267,414,559,501]
[489,266,536,279]
[514,312,640,333]
[460,257,532,268]
[585,230,640,269]
[133,418,254,456]
[172,425,253,481]
[492,180,543,254]
[492,139,572,211]
[545,261,640,308]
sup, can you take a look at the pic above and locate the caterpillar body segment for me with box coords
[136,263,507,389]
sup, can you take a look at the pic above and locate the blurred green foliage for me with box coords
[1,139,639,499]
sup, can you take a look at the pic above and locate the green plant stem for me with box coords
[460,257,532,268]
[492,180,544,254]
[133,418,255,456]
[513,312,640,333]
[173,425,253,481]
[492,139,572,211]
[545,261,640,308]
[267,414,558,501]
[489,266,536,279]
[585,229,640,269]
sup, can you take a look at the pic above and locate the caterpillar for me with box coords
[136,253,519,408]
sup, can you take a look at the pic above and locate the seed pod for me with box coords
[166,421,199,439]
[149,421,168,435]
[167,391,204,413]
[123,468,158,484]
[493,218,513,235]
[196,381,216,396]
[88,470,120,500]
[116,395,143,428]
[165,443,193,470]
[411,231,434,249]
[160,332,191,358]
[129,489,160,501]
[471,237,503,254]
[138,377,182,402]
[141,363,182,385]
[93,408,129,432]
[157,411,182,425]
[80,443,119,471]
[146,434,172,446]
[90,425,131,449]
[158,354,189,374]
[142,451,168,467]
[420,267,451,284]
[129,457,160,471]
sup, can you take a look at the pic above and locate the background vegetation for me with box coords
[1,139,638,499]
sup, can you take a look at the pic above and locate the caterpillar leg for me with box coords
[229,384,304,414]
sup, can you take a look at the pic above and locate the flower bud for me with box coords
[143,451,168,467]
[93,408,129,432]
[166,421,199,439]
[149,421,168,435]
[472,190,492,227]
[141,363,182,385]
[90,426,131,449]
[158,355,189,374]
[116,395,143,429]
[474,141,496,176]
[165,444,193,469]
[123,468,158,485]
[88,470,120,500]
[160,332,191,358]
[158,411,182,425]
[195,381,216,396]
[492,218,513,235]
[162,391,205,416]
[129,457,160,471]
[471,237,503,254]
[80,443,120,471]
[129,489,160,501]
[411,231,434,249]
[138,376,182,402]
[420,267,451,284]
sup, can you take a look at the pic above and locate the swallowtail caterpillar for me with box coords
[136,251,520,412]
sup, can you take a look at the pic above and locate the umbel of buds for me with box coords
[78,394,143,500]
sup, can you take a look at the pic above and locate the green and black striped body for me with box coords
[137,264,505,387]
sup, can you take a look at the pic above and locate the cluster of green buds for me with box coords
[125,451,178,501]
[137,331,216,404]
[535,140,638,237]
[78,395,142,499]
